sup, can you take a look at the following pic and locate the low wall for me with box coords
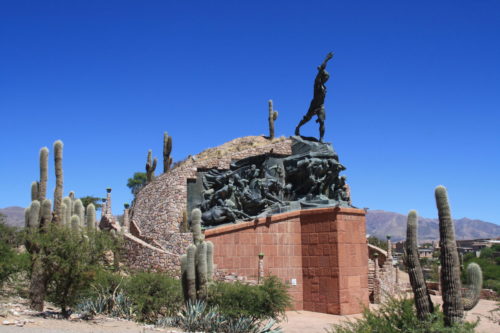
[205,207,369,315]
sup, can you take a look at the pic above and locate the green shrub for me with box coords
[125,272,183,322]
[208,276,292,320]
[0,221,29,288]
[326,296,477,333]
[25,224,117,315]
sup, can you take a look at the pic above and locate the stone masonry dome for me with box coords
[131,136,293,249]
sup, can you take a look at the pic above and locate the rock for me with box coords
[8,309,20,316]
[2,320,14,325]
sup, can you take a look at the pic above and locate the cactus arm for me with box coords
[86,203,96,230]
[186,244,197,302]
[38,147,49,202]
[73,199,85,226]
[462,262,483,311]
[181,254,189,301]
[52,141,64,224]
[163,132,173,172]
[405,210,434,319]
[31,182,39,202]
[27,201,41,229]
[435,185,464,326]
[40,199,52,228]
[191,208,204,245]
[71,215,80,231]
[206,241,214,282]
[196,242,208,299]
[62,197,72,225]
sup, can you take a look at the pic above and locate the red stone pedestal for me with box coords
[205,207,369,315]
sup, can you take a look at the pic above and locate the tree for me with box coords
[368,236,388,251]
[80,196,103,211]
[127,172,147,196]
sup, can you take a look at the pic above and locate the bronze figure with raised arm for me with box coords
[295,52,334,142]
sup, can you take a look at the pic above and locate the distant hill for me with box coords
[367,210,500,242]
[0,206,25,228]
[2,205,499,241]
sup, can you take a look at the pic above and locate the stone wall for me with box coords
[131,136,292,248]
[205,207,369,315]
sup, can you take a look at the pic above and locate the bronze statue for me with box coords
[295,52,334,142]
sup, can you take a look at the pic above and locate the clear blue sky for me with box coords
[1,1,499,224]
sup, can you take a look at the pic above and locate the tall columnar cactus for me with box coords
[31,182,39,202]
[40,199,52,228]
[191,208,204,245]
[26,201,41,229]
[163,132,173,173]
[86,203,96,229]
[405,210,434,319]
[435,185,464,326]
[73,199,85,226]
[38,147,49,202]
[145,149,157,184]
[53,140,64,224]
[62,196,72,225]
[268,100,278,139]
[70,215,80,231]
[181,208,214,302]
[462,262,483,310]
[206,241,214,282]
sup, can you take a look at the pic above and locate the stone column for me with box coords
[123,203,130,232]
[258,253,265,284]
[106,188,112,216]
[373,254,381,304]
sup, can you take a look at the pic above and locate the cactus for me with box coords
[40,199,52,228]
[268,100,279,139]
[53,140,64,224]
[206,241,214,282]
[70,215,80,231]
[31,182,39,202]
[181,209,215,302]
[163,132,173,172]
[405,210,434,319]
[180,209,189,232]
[62,196,72,225]
[435,185,464,326]
[462,262,482,310]
[38,147,49,202]
[86,203,96,230]
[145,149,157,183]
[73,199,85,226]
[69,191,75,201]
[191,208,204,245]
[26,201,41,229]
[196,242,208,299]
[186,244,197,302]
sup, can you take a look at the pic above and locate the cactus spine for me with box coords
[405,210,434,319]
[268,100,278,139]
[181,208,214,302]
[145,149,157,184]
[53,141,64,224]
[436,185,464,326]
[163,132,173,172]
[86,203,96,229]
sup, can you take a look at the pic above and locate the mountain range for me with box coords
[366,210,500,242]
[2,206,499,242]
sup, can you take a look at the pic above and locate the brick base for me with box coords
[205,207,369,315]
